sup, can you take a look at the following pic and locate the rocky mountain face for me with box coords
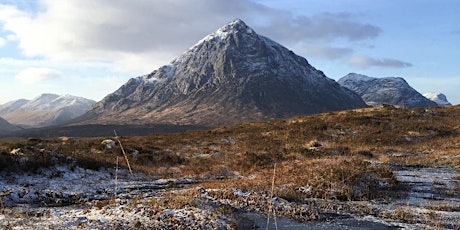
[0,116,20,134]
[423,92,452,106]
[78,19,366,127]
[0,94,95,127]
[338,73,438,108]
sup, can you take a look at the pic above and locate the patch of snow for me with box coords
[232,188,250,198]
[220,138,236,144]
[423,92,452,106]
[341,73,376,82]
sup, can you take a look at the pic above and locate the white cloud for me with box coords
[0,0,385,73]
[6,33,16,41]
[255,12,381,44]
[348,55,413,69]
[0,56,129,104]
[15,67,62,84]
[0,37,5,47]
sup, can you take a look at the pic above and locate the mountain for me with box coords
[0,94,96,127]
[0,116,20,134]
[423,92,452,106]
[77,19,366,127]
[338,73,438,108]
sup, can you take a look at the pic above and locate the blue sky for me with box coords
[0,0,459,104]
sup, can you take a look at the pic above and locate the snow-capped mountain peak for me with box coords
[0,94,96,127]
[423,92,452,106]
[196,18,254,45]
[80,19,366,126]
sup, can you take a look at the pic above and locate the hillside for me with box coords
[0,116,20,134]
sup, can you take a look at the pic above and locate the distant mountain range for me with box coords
[338,73,438,108]
[0,94,95,128]
[423,92,452,106]
[75,19,366,127]
[2,20,451,137]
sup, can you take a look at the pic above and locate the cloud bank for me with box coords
[348,56,413,69]
[0,0,408,74]
[15,67,62,84]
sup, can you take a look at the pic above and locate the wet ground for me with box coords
[240,212,402,230]
[393,166,460,207]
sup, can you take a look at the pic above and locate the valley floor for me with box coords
[1,106,460,229]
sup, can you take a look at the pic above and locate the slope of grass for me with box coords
[1,105,459,202]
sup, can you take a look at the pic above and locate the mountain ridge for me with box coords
[338,73,438,108]
[0,94,95,127]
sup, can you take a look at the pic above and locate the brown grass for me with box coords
[0,105,459,203]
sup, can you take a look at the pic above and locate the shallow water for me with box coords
[240,212,401,230]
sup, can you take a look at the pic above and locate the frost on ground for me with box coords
[0,161,234,229]
[1,145,460,229]
[2,162,460,229]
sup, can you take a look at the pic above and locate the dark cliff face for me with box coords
[338,73,438,108]
[84,19,366,126]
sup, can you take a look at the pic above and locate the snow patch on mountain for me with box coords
[341,73,375,82]
[423,92,452,106]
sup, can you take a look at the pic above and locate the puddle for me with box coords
[239,212,402,230]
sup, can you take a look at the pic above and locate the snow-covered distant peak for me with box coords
[340,73,375,82]
[21,94,94,110]
[339,73,407,85]
[0,93,96,127]
[52,94,95,107]
[338,73,437,108]
[423,92,452,106]
[33,93,60,102]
